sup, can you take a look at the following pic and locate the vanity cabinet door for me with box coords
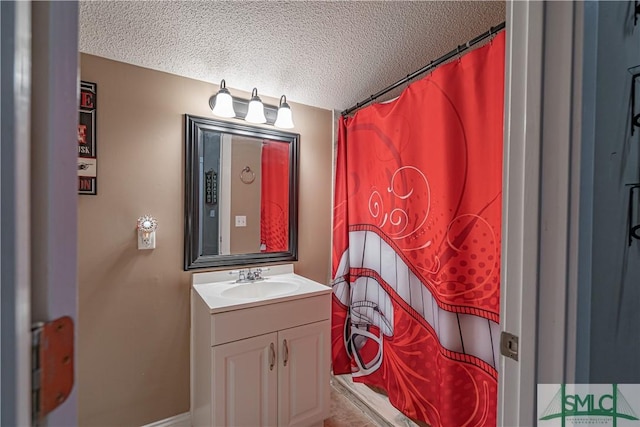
[212,332,278,427]
[277,320,330,427]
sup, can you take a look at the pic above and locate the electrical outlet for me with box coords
[235,215,247,227]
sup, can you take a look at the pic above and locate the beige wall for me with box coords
[78,54,333,426]
[230,136,262,254]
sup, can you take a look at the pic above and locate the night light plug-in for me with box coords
[137,215,158,250]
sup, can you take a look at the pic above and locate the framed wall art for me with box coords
[78,81,97,195]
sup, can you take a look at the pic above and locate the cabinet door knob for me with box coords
[283,339,289,367]
[269,343,276,371]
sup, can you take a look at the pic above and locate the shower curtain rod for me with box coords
[341,21,506,117]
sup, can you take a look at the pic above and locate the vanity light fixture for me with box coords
[274,95,294,129]
[208,81,294,129]
[245,88,267,124]
[211,80,236,118]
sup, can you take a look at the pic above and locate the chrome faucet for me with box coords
[232,269,248,283]
[231,268,267,283]
[246,268,264,282]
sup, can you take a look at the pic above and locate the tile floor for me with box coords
[329,376,424,427]
[323,385,379,427]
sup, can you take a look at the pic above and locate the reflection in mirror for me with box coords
[200,136,289,255]
[185,115,298,269]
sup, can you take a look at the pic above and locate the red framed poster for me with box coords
[78,81,97,195]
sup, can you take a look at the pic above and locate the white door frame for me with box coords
[30,1,80,425]
[1,2,32,425]
[499,2,585,425]
[220,134,232,255]
[1,1,79,425]
[498,2,544,424]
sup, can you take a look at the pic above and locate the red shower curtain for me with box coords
[332,32,504,427]
[260,140,289,252]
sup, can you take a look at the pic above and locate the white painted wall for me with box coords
[536,0,587,386]
[500,2,593,424]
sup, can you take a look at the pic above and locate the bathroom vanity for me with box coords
[190,265,332,427]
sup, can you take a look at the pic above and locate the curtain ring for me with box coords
[240,166,255,184]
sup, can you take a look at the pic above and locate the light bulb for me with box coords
[244,88,266,124]
[274,95,294,129]
[211,80,236,118]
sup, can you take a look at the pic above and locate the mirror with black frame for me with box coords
[184,115,299,269]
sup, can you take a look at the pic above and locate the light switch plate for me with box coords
[235,215,247,227]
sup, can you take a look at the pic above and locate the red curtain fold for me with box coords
[332,32,505,427]
[260,140,289,252]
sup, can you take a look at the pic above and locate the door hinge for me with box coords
[31,316,75,425]
[500,331,519,361]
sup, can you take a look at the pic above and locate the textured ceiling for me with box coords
[79,1,505,111]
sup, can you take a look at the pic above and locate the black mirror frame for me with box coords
[184,114,299,270]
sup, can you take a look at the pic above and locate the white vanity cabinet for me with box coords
[211,332,277,426]
[276,321,329,426]
[211,321,329,427]
[191,274,331,427]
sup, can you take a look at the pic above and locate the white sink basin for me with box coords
[221,281,300,299]
[192,268,333,313]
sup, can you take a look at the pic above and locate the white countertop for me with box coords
[192,267,332,314]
